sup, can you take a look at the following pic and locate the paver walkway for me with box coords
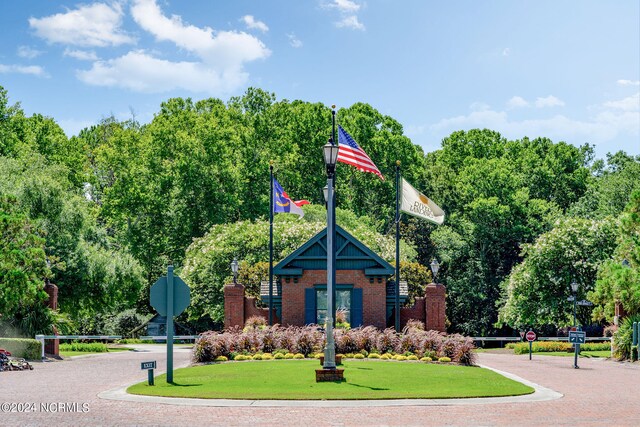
[1,347,638,426]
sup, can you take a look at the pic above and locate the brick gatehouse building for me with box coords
[224,226,446,331]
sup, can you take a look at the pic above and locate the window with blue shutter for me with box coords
[304,288,316,325]
[351,288,363,327]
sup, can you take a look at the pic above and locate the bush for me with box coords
[59,342,108,353]
[284,353,295,359]
[438,357,451,363]
[407,355,419,360]
[454,338,477,366]
[192,324,477,365]
[214,356,228,362]
[262,353,273,360]
[252,354,263,360]
[244,316,267,330]
[420,356,432,362]
[354,353,365,359]
[103,309,148,338]
[234,355,247,361]
[0,338,41,359]
[380,354,390,360]
[274,353,284,359]
[293,353,305,359]
[613,315,640,360]
[368,353,380,359]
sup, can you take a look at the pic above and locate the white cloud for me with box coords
[0,63,48,77]
[617,79,640,86]
[326,0,361,12]
[287,34,303,48]
[507,96,529,109]
[17,46,43,59]
[427,94,639,151]
[76,0,270,95]
[77,50,246,94]
[241,15,268,32]
[603,92,640,111]
[336,15,365,31]
[130,0,269,66]
[502,48,510,57]
[535,95,565,108]
[64,48,98,61]
[29,3,134,47]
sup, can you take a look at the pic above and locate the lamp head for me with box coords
[570,281,579,293]
[323,185,329,203]
[430,258,440,280]
[231,257,239,283]
[323,141,339,172]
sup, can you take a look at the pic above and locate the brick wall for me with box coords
[281,270,386,329]
[425,283,446,332]
[244,297,278,324]
[224,276,446,332]
[223,283,245,329]
[400,297,426,328]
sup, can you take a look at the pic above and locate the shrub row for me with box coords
[0,338,42,360]
[59,342,108,353]
[509,341,611,354]
[193,324,477,366]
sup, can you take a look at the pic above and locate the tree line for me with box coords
[0,85,638,337]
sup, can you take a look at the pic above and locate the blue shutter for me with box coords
[304,288,316,325]
[351,288,363,327]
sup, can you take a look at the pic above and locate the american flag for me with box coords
[337,125,384,180]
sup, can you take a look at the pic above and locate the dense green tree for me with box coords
[589,191,640,321]
[498,217,617,328]
[0,196,49,320]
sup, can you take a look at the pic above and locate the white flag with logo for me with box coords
[400,178,445,225]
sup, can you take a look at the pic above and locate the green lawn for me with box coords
[527,350,610,358]
[127,360,534,400]
[60,347,132,357]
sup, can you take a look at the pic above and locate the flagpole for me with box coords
[395,160,401,332]
[269,161,274,326]
[331,107,337,327]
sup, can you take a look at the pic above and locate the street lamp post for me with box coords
[322,138,339,370]
[570,280,579,369]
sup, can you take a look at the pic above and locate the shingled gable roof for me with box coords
[273,225,394,277]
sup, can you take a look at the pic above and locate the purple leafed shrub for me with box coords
[376,328,400,354]
[335,329,359,354]
[295,326,324,356]
[454,338,477,366]
[192,324,476,366]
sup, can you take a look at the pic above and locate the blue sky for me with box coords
[1,0,638,159]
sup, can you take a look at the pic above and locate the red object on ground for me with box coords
[0,348,11,356]
[525,331,537,342]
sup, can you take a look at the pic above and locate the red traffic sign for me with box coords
[525,331,537,342]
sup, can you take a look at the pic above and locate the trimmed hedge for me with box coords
[59,342,108,353]
[511,341,611,355]
[0,338,41,360]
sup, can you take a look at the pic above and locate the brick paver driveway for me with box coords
[1,347,638,426]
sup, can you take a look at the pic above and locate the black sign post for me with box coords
[141,361,157,386]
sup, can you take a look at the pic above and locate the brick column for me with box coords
[44,281,59,356]
[425,282,446,332]
[224,283,246,329]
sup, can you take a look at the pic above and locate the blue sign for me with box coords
[569,331,586,344]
